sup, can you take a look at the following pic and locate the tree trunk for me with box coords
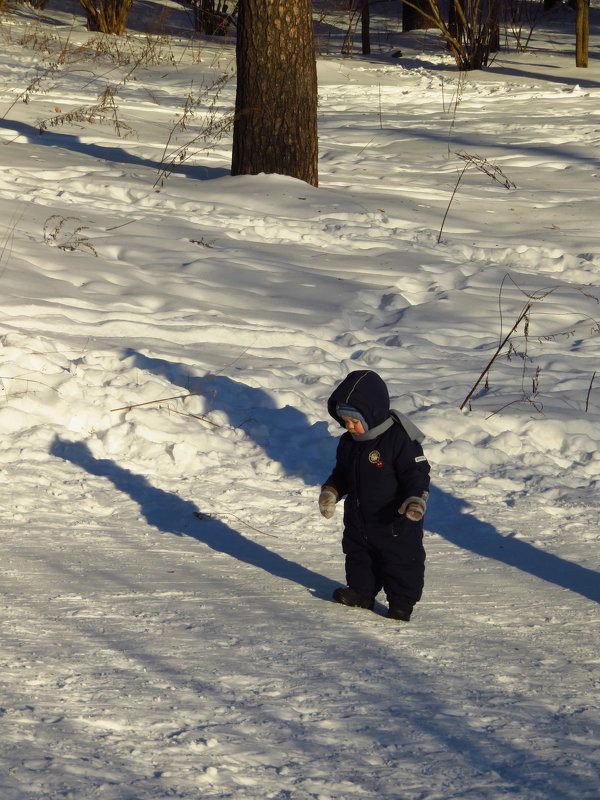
[361,0,371,54]
[403,0,431,32]
[231,0,318,187]
[575,0,589,67]
[489,0,500,53]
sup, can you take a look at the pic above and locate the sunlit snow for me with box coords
[1,2,599,798]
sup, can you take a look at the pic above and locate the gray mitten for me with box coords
[319,487,338,519]
[399,495,427,522]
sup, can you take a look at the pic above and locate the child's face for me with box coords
[340,415,365,435]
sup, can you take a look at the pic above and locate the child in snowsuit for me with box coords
[319,370,430,621]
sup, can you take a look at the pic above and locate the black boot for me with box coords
[332,586,374,610]
[387,598,413,622]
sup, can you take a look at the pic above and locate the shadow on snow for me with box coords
[120,349,600,605]
[123,348,331,486]
[52,376,599,608]
[41,436,600,798]
[50,436,338,601]
[427,485,600,605]
[0,119,229,181]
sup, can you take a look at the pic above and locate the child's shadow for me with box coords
[50,437,338,600]
[428,485,600,605]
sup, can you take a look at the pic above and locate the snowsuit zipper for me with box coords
[353,440,368,537]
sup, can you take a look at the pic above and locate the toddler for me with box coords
[319,370,430,621]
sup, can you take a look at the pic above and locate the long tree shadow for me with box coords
[50,437,337,600]
[123,348,332,485]
[0,119,229,181]
[427,485,600,605]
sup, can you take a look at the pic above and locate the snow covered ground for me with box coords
[0,2,599,798]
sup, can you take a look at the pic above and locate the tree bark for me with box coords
[576,0,589,67]
[231,0,319,187]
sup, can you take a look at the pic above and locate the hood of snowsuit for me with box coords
[327,370,391,431]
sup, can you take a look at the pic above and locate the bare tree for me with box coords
[78,0,133,34]
[231,0,318,187]
[403,0,500,69]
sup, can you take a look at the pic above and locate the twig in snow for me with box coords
[455,151,516,190]
[0,372,60,402]
[154,74,233,187]
[43,215,98,256]
[194,510,278,538]
[585,372,596,413]
[0,206,26,280]
[438,160,470,244]
[105,219,140,232]
[460,302,532,411]
[438,151,515,244]
[110,389,216,413]
[161,405,221,428]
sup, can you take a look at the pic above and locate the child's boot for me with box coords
[386,598,413,621]
[332,586,374,610]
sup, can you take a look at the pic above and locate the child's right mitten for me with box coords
[399,495,427,522]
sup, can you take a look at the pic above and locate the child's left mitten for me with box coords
[319,486,338,519]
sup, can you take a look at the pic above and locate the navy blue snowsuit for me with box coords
[323,370,430,606]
